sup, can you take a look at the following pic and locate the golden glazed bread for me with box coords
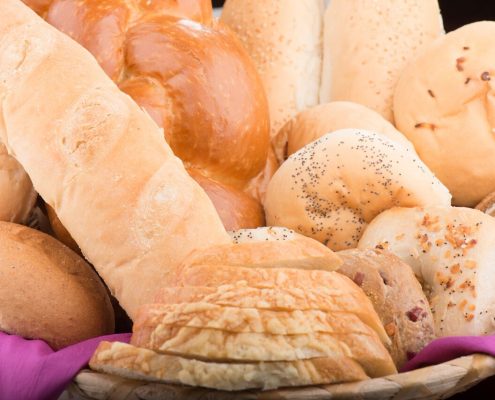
[274,101,414,162]
[338,249,435,368]
[23,0,271,230]
[221,0,324,142]
[394,22,495,207]
[90,341,369,391]
[0,222,114,349]
[321,0,443,122]
[264,130,452,251]
[0,142,37,223]
[0,0,230,319]
[359,206,495,337]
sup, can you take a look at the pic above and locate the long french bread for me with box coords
[0,0,230,319]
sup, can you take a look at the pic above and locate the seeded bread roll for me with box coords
[0,142,37,223]
[359,206,495,337]
[337,249,435,368]
[321,0,443,122]
[264,129,452,251]
[0,222,114,349]
[274,101,414,162]
[394,22,495,206]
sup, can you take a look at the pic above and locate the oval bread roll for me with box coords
[274,101,414,162]
[338,249,435,368]
[264,129,451,251]
[0,222,114,349]
[0,142,37,223]
[321,0,443,122]
[359,206,495,337]
[394,22,495,207]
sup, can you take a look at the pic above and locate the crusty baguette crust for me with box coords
[90,341,369,391]
[0,0,230,319]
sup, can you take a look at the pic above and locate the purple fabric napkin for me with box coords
[0,332,131,400]
[402,335,495,372]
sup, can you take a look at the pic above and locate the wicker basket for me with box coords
[60,354,495,400]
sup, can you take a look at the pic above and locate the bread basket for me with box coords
[60,354,495,400]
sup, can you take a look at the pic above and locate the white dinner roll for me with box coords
[264,129,451,251]
[321,0,443,122]
[359,206,495,337]
[0,142,37,223]
[394,22,495,207]
[274,101,414,162]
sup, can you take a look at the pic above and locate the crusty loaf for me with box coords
[338,249,435,368]
[264,130,452,251]
[0,0,230,319]
[90,341,369,391]
[359,206,495,337]
[321,0,443,122]
[0,222,114,349]
[0,142,37,223]
[221,0,324,144]
[180,227,342,271]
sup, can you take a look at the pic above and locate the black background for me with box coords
[211,0,495,398]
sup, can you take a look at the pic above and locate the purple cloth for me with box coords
[0,332,131,400]
[402,335,495,372]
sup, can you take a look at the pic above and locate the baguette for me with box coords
[0,0,230,319]
[90,341,369,391]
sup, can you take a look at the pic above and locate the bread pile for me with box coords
[90,227,398,390]
[2,0,495,394]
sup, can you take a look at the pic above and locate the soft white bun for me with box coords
[359,206,495,337]
[264,130,451,250]
[274,101,414,162]
[394,22,495,207]
[221,0,324,140]
[321,0,443,122]
[0,142,36,223]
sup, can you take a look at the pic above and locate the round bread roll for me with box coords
[394,22,495,207]
[337,249,435,368]
[221,0,324,141]
[476,191,495,218]
[274,101,414,162]
[0,142,37,224]
[39,0,270,230]
[0,222,114,349]
[264,129,452,251]
[320,0,443,122]
[359,206,495,337]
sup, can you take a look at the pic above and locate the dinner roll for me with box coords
[264,129,451,250]
[359,206,495,337]
[0,222,114,349]
[394,22,495,207]
[274,101,414,162]
[321,0,443,122]
[0,142,37,223]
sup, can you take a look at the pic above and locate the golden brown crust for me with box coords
[338,249,435,368]
[45,203,81,253]
[0,222,114,349]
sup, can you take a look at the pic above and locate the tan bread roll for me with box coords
[90,341,369,391]
[221,0,324,143]
[264,129,451,251]
[337,249,435,368]
[0,0,230,319]
[0,222,114,349]
[359,206,495,337]
[275,101,414,162]
[0,142,37,223]
[320,0,443,122]
[394,22,495,207]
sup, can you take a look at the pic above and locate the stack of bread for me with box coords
[2,0,495,394]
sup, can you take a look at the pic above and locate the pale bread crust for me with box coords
[90,341,369,391]
[264,130,451,251]
[0,0,230,319]
[359,206,495,337]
